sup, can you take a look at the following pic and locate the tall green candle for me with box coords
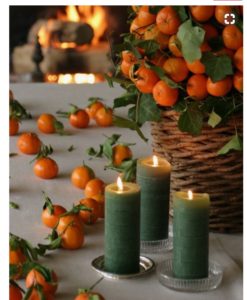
[137,155,171,242]
[173,191,210,279]
[104,177,140,274]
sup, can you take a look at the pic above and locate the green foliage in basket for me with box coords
[106,5,243,154]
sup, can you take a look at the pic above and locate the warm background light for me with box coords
[188,190,193,200]
[152,155,159,167]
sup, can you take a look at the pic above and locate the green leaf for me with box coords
[173,98,187,112]
[103,141,113,160]
[146,64,182,89]
[217,134,243,155]
[137,93,161,125]
[173,6,188,22]
[36,284,46,300]
[201,52,233,82]
[113,116,148,142]
[10,264,19,278]
[23,286,34,300]
[87,145,104,158]
[9,153,18,157]
[10,202,19,209]
[177,19,205,63]
[113,92,137,109]
[208,110,222,128]
[133,39,160,57]
[10,99,32,120]
[233,8,243,32]
[104,73,135,90]
[54,119,65,135]
[178,102,203,136]
[68,145,76,152]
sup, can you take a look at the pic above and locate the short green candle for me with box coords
[173,191,210,279]
[104,180,140,274]
[137,156,171,241]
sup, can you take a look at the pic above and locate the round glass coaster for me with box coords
[141,237,173,254]
[91,255,155,280]
[157,258,223,292]
[141,225,173,254]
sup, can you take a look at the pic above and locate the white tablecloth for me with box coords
[10,83,243,300]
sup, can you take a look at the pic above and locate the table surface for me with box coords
[10,83,243,300]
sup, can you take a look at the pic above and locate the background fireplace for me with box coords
[10,6,129,83]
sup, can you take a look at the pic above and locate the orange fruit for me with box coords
[186,74,208,101]
[17,132,42,155]
[163,58,189,82]
[74,291,105,300]
[9,117,19,136]
[200,42,211,52]
[130,17,146,37]
[186,59,205,74]
[26,269,58,295]
[85,101,104,119]
[153,80,179,107]
[33,157,58,179]
[215,6,239,25]
[233,47,243,72]
[84,178,105,199]
[207,76,233,97]
[189,6,215,22]
[94,107,113,127]
[233,71,243,93]
[120,60,133,78]
[69,109,89,129]
[78,198,100,225]
[136,6,156,27]
[203,23,218,41]
[122,51,137,64]
[56,214,83,235]
[156,6,181,35]
[150,51,167,67]
[61,225,84,250]
[112,144,132,166]
[71,165,95,190]
[168,35,182,57]
[9,283,23,300]
[215,47,234,59]
[144,24,170,49]
[135,65,159,93]
[41,205,67,229]
[222,25,243,50]
[9,247,27,279]
[37,113,56,134]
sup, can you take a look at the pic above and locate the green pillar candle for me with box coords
[137,156,171,241]
[173,191,210,279]
[104,178,140,274]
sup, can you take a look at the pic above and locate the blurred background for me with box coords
[9,6,129,84]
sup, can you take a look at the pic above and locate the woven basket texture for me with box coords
[151,110,243,233]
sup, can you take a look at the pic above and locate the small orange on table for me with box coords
[71,163,95,190]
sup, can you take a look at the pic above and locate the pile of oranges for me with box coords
[120,6,243,107]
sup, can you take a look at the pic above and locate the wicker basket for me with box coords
[151,110,243,233]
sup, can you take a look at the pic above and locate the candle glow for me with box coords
[117,176,124,192]
[152,155,159,167]
[188,190,193,200]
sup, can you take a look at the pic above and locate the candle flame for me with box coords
[188,190,193,200]
[117,176,123,192]
[152,155,159,167]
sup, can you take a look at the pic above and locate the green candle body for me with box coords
[137,157,171,241]
[173,192,210,279]
[104,182,140,274]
